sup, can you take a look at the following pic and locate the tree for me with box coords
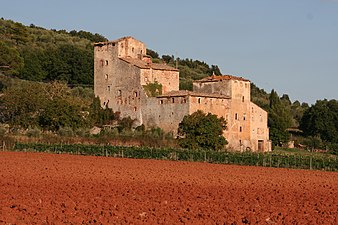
[38,97,85,131]
[300,99,338,143]
[178,110,227,151]
[45,44,93,85]
[0,41,24,75]
[268,89,293,147]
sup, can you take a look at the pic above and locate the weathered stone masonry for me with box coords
[94,36,271,151]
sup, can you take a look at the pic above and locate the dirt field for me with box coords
[0,152,337,224]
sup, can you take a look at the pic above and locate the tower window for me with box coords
[240,126,242,132]
[105,60,109,65]
[118,90,122,96]
[198,98,201,104]
[172,98,175,103]
[160,100,163,104]
[105,74,108,80]
[242,96,245,102]
[235,113,238,120]
[134,91,138,97]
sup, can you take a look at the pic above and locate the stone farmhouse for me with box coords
[94,36,271,152]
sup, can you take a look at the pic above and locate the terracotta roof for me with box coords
[120,57,178,71]
[196,74,250,83]
[158,90,230,99]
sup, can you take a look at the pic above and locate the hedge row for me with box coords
[13,143,338,171]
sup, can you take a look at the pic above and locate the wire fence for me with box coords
[11,143,338,171]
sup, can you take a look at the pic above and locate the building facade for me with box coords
[94,36,271,151]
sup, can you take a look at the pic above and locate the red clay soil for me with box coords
[0,152,337,225]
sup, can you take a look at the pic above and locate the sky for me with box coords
[1,0,337,104]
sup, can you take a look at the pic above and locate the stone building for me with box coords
[94,36,271,151]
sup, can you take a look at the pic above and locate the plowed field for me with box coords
[0,152,337,224]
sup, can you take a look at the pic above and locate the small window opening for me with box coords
[172,98,175,103]
[105,74,108,80]
[235,113,238,120]
[198,98,201,104]
[243,113,246,121]
[134,107,137,112]
[242,96,245,102]
[118,90,122,96]
[134,91,138,97]
[107,86,110,92]
[132,47,134,53]
[240,126,242,132]
[160,100,163,104]
[105,60,109,66]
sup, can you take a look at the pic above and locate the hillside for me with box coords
[1,18,337,152]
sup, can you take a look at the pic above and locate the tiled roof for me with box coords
[120,58,178,71]
[158,90,230,99]
[196,74,250,82]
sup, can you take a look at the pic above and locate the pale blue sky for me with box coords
[1,0,337,104]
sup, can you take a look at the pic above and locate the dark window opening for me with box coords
[160,100,163,104]
[240,126,242,132]
[235,113,238,120]
[172,98,175,103]
[198,98,201,104]
[105,60,109,65]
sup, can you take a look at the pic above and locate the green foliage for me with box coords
[0,18,103,85]
[143,81,162,97]
[38,98,85,131]
[26,127,42,137]
[300,99,338,144]
[90,97,118,126]
[147,49,159,59]
[69,30,107,42]
[0,41,24,75]
[1,79,91,130]
[57,127,74,137]
[268,89,293,147]
[178,110,227,151]
[14,143,338,171]
[18,46,47,81]
[45,44,93,85]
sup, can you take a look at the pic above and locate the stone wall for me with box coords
[140,69,179,94]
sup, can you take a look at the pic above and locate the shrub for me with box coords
[26,127,41,137]
[57,127,74,137]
